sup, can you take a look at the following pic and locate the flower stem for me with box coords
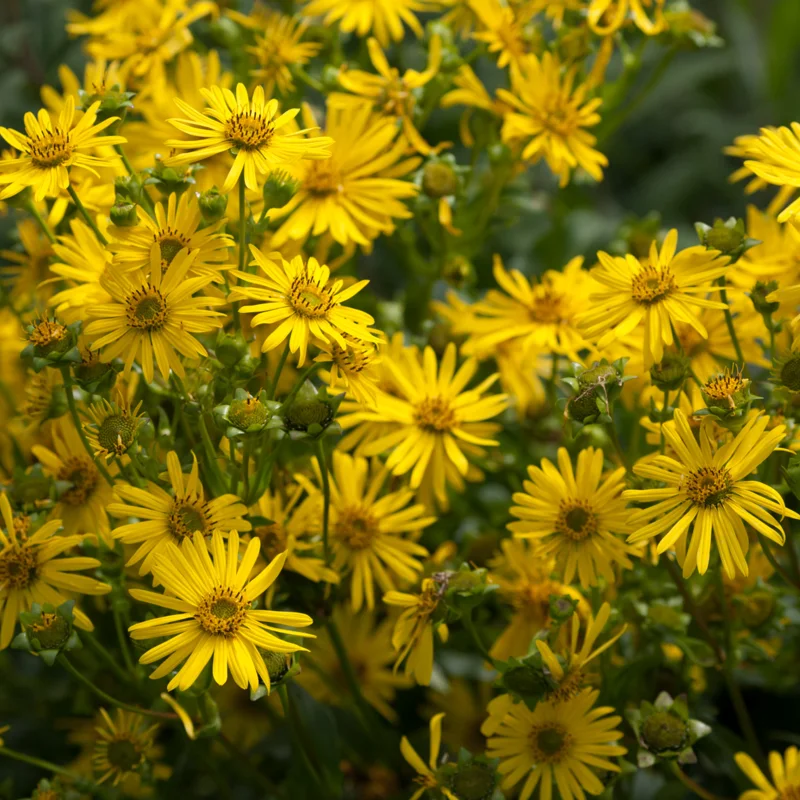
[25,200,56,244]
[276,685,328,796]
[715,569,765,764]
[79,629,130,685]
[67,185,107,245]
[0,745,83,780]
[717,276,745,364]
[326,617,374,723]
[242,438,251,501]
[60,366,115,487]
[114,143,155,217]
[268,339,291,400]
[462,608,493,664]
[196,413,228,498]
[315,438,331,565]
[232,174,247,330]
[669,761,728,800]
[58,654,178,722]
[113,603,138,678]
[756,533,800,591]
[608,421,631,471]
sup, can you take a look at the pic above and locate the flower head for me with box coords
[736,745,800,800]
[743,124,800,222]
[84,391,144,461]
[92,709,160,787]
[400,713,459,800]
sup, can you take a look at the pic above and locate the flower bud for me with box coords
[442,254,474,288]
[114,174,143,204]
[215,331,249,367]
[110,200,139,227]
[649,353,689,392]
[563,358,630,427]
[698,367,759,430]
[216,388,281,437]
[263,170,298,211]
[283,382,343,440]
[13,601,81,665]
[422,161,459,198]
[198,187,229,223]
[23,319,80,371]
[442,756,499,800]
[739,589,776,629]
[143,156,198,198]
[694,217,756,261]
[750,280,780,317]
[549,594,579,624]
[73,349,117,393]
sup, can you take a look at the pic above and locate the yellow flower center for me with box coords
[57,457,99,506]
[555,500,598,541]
[289,276,335,318]
[528,288,568,324]
[377,76,411,117]
[29,319,68,350]
[703,371,747,404]
[331,343,377,375]
[29,130,73,168]
[631,266,677,304]
[156,230,191,266]
[126,287,168,330]
[778,786,800,800]
[0,545,37,589]
[414,396,456,432]
[256,522,288,561]
[304,160,343,196]
[530,723,572,762]
[547,668,585,703]
[335,506,379,550]
[13,516,31,541]
[196,587,248,636]
[105,736,144,773]
[512,580,563,623]
[226,111,274,150]
[684,466,733,507]
[168,500,210,541]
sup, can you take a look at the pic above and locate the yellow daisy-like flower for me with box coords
[32,419,116,542]
[299,605,412,721]
[302,0,435,46]
[735,745,800,800]
[508,447,635,588]
[1,218,55,304]
[92,709,160,787]
[108,451,250,576]
[129,529,314,692]
[498,52,607,187]
[250,484,338,586]
[578,229,729,368]
[743,124,800,222]
[340,342,508,509]
[484,688,626,800]
[0,493,111,649]
[85,245,224,384]
[84,391,144,461]
[400,713,458,800]
[384,576,448,686]
[315,338,383,408]
[110,192,233,283]
[332,36,442,155]
[624,410,800,578]
[232,248,379,366]
[302,452,432,610]
[0,97,125,201]
[587,0,666,35]
[268,101,420,248]
[470,0,534,69]
[245,10,322,96]
[165,84,333,192]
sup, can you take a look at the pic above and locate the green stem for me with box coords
[196,413,228,498]
[757,533,800,590]
[79,630,130,685]
[114,144,155,217]
[315,438,331,565]
[548,353,560,404]
[715,570,765,764]
[0,745,83,780]
[242,438,251,502]
[113,605,138,677]
[669,762,729,800]
[608,422,631,471]
[67,185,107,245]
[217,732,279,796]
[292,65,324,93]
[276,685,328,795]
[60,366,115,487]
[326,617,374,722]
[233,175,247,330]
[268,339,292,400]
[25,200,57,244]
[717,276,745,364]
[247,436,283,505]
[462,608,493,663]
[58,655,178,722]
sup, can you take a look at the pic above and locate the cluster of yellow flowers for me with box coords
[1,0,800,798]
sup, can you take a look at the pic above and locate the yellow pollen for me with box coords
[29,130,73,168]
[29,320,68,348]
[414,396,456,432]
[304,160,343,196]
[225,111,274,150]
[703,369,747,405]
[377,76,411,117]
[334,507,379,550]
[631,266,676,304]
[196,587,247,636]
[168,500,210,542]
[289,276,335,318]
[555,500,597,541]
[547,668,585,703]
[684,466,733,507]
[12,516,31,540]
[528,287,567,324]
[126,287,168,330]
[57,457,99,506]
[332,344,375,374]
[0,545,37,589]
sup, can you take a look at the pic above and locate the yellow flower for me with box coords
[579,229,729,368]
[384,577,448,686]
[332,36,443,155]
[400,713,458,800]
[498,52,607,186]
[303,452,432,610]
[0,492,111,649]
[0,97,125,202]
[1,218,55,304]
[315,338,383,407]
[340,342,508,509]
[624,410,800,578]
[508,447,635,588]
[250,484,338,585]
[302,0,435,46]
[84,390,144,461]
[129,529,314,692]
[735,745,800,800]
[110,192,233,283]
[92,709,161,787]
[425,678,493,754]
[441,64,507,147]
[32,419,116,542]
[41,58,126,117]
[484,688,626,800]
[587,0,666,35]
[85,245,224,384]
[299,605,412,721]
[232,248,379,366]
[268,102,420,248]
[470,0,535,69]
[108,451,250,576]
[165,84,333,192]
[246,10,322,96]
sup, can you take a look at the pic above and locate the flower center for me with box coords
[29,320,69,353]
[168,500,210,541]
[126,287,168,330]
[29,130,73,168]
[0,546,37,589]
[288,276,335,318]
[157,230,190,266]
[196,587,247,636]
[640,711,689,754]
[256,522,288,561]
[414,396,456,432]
[703,371,747,404]
[529,288,567,324]
[780,357,800,392]
[97,414,137,454]
[57,457,99,506]
[555,500,597,541]
[334,507,379,550]
[684,466,733,507]
[512,580,563,623]
[377,76,410,116]
[531,723,572,762]
[106,737,144,773]
[779,787,800,800]
[226,111,274,150]
[304,160,343,196]
[332,343,377,374]
[631,266,676,304]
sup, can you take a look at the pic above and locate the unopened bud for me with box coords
[198,187,229,223]
[110,200,139,227]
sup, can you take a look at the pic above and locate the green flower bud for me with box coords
[641,712,689,754]
[697,367,759,430]
[22,319,81,371]
[423,162,459,198]
[442,254,474,288]
[649,353,689,392]
[198,187,229,222]
[549,594,579,624]
[695,217,757,262]
[283,382,343,440]
[563,358,631,428]
[773,352,800,394]
[114,174,143,204]
[215,389,281,437]
[9,466,52,506]
[442,756,499,800]
[215,331,249,367]
[110,200,139,227]
[13,601,81,665]
[750,280,780,317]
[495,652,559,710]
[73,350,117,393]
[263,170,298,211]
[143,156,199,198]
